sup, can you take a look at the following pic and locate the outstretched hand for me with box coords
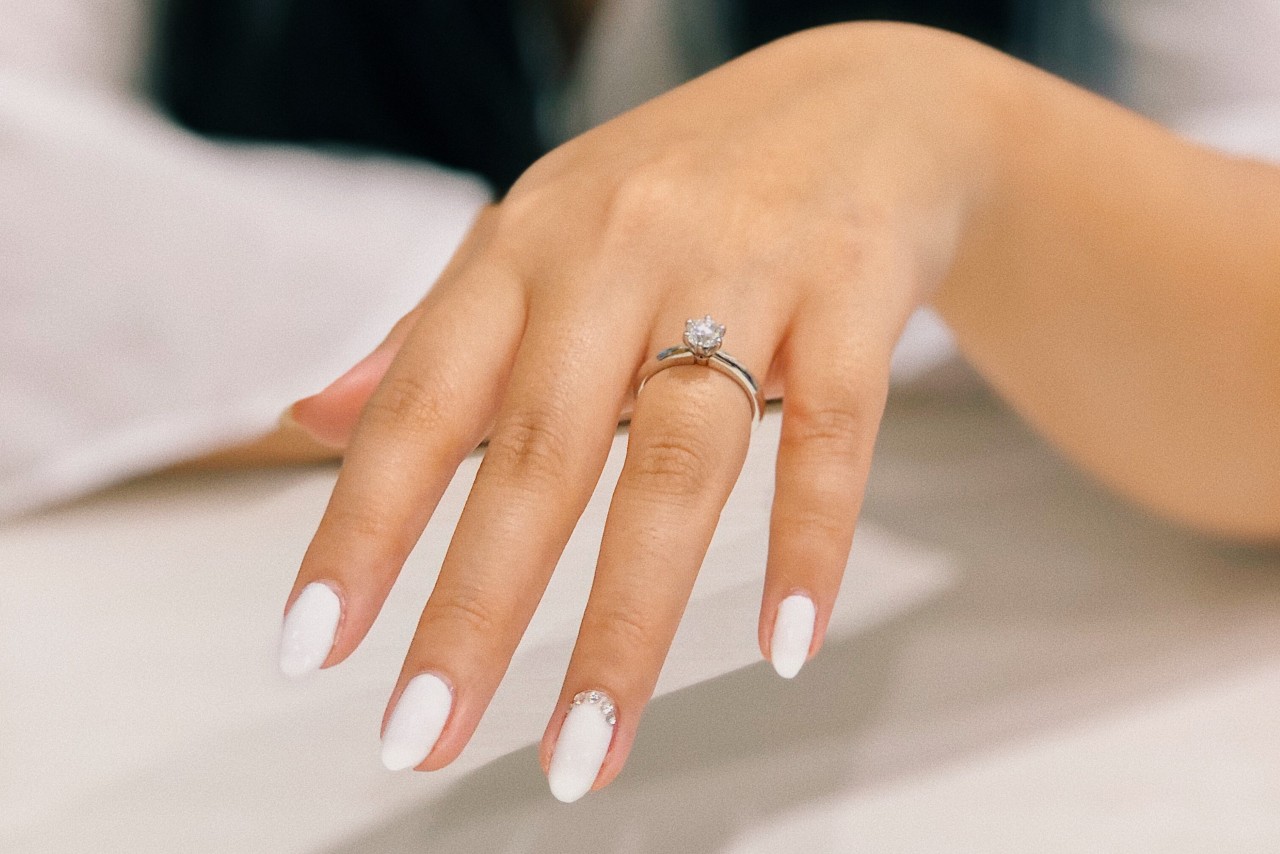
[280,23,998,801]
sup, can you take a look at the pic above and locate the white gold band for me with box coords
[635,345,766,424]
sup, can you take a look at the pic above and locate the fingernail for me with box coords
[279,582,341,678]
[548,690,616,803]
[381,673,453,771]
[770,593,816,679]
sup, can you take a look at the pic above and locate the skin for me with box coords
[205,23,1278,794]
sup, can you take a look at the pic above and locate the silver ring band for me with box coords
[635,315,766,425]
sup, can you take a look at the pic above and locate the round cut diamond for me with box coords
[683,315,725,358]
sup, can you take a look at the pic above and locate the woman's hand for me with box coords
[279,22,1001,801]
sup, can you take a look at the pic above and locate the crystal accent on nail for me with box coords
[571,690,618,726]
[683,315,726,358]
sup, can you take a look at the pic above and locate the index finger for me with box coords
[278,268,525,677]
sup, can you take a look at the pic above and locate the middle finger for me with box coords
[378,285,650,772]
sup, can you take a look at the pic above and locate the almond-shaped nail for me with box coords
[278,582,341,678]
[381,673,453,771]
[548,691,616,803]
[770,593,816,679]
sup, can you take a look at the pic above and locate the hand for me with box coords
[280,22,999,801]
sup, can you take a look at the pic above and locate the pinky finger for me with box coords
[761,314,892,679]
[287,302,427,448]
[289,206,501,448]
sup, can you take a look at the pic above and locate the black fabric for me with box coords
[153,1,1020,192]
[155,0,546,191]
[724,0,1017,56]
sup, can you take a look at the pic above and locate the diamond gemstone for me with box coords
[683,315,725,357]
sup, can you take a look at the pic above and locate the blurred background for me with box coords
[2,0,1278,516]
[2,2,1278,852]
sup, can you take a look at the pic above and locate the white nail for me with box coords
[381,673,453,771]
[548,691,616,803]
[770,593,816,679]
[278,582,341,678]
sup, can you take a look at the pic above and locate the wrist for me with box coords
[795,22,1021,299]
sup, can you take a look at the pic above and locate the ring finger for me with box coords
[539,309,779,802]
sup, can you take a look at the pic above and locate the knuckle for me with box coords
[607,165,686,232]
[507,146,574,195]
[624,432,716,502]
[431,586,505,639]
[364,372,451,438]
[484,411,572,486]
[774,502,853,549]
[495,168,592,251]
[784,400,867,456]
[493,182,551,234]
[585,604,661,652]
[325,502,396,544]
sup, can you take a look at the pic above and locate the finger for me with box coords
[379,287,651,772]
[289,206,501,449]
[287,303,426,449]
[759,282,904,679]
[279,264,524,678]
[540,315,775,802]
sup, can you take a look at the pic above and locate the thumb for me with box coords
[285,304,423,450]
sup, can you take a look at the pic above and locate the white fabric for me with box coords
[0,0,492,520]
[0,0,151,92]
[0,73,491,519]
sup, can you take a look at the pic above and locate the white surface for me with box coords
[548,699,616,803]
[381,673,454,772]
[292,392,1280,854]
[3,393,1278,851]
[0,405,956,852]
[742,664,1280,853]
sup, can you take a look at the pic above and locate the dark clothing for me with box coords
[153,1,1019,192]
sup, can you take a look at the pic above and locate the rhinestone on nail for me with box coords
[571,690,618,726]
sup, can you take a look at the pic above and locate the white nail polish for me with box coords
[770,593,816,679]
[381,673,453,771]
[548,691,616,803]
[278,582,341,678]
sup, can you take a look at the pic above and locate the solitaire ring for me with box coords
[635,315,766,425]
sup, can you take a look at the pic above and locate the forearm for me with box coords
[934,47,1280,540]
